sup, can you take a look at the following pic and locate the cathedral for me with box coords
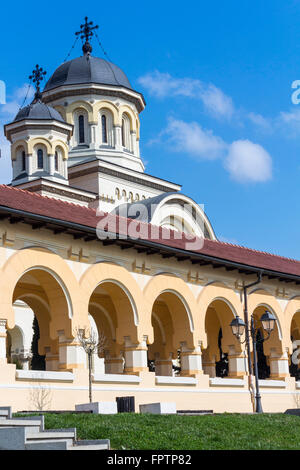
[0,18,300,413]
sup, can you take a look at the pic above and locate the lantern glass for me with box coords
[260,310,276,334]
[230,316,246,339]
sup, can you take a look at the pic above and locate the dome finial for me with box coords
[75,16,99,56]
[29,64,47,102]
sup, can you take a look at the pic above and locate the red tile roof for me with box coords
[0,184,299,277]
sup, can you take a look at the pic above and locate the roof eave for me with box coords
[0,204,299,285]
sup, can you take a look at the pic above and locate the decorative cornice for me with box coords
[43,87,145,113]
[4,122,72,141]
[25,183,96,203]
[69,165,175,193]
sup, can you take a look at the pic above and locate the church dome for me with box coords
[14,100,65,123]
[43,56,132,92]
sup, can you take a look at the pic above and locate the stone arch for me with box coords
[118,105,137,131]
[248,289,284,353]
[197,282,243,349]
[28,137,52,155]
[79,262,144,344]
[93,101,119,124]
[284,296,300,354]
[202,297,242,378]
[52,140,69,160]
[11,140,29,161]
[8,324,25,362]
[65,101,93,123]
[144,274,199,348]
[0,248,82,338]
[135,116,140,140]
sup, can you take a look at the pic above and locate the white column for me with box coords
[27,154,33,176]
[227,345,247,378]
[269,348,290,379]
[123,336,148,375]
[12,160,17,180]
[136,139,140,158]
[180,343,203,377]
[57,331,86,371]
[0,319,7,363]
[21,354,31,371]
[63,159,68,179]
[49,154,55,176]
[90,123,98,149]
[130,131,137,155]
[114,125,122,151]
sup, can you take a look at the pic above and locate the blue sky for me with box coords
[1,0,300,259]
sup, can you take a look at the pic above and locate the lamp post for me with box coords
[230,310,276,413]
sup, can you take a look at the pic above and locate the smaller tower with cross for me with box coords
[4,64,73,186]
[75,16,99,55]
[29,64,47,102]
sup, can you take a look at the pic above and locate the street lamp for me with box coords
[230,310,276,413]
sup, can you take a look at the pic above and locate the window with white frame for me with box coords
[100,110,114,146]
[54,148,63,173]
[37,149,44,169]
[121,113,131,151]
[21,150,26,172]
[73,110,88,146]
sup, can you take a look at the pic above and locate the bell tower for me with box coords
[4,65,73,186]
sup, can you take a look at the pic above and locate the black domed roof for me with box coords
[44,55,132,92]
[14,99,65,123]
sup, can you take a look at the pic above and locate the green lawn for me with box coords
[15,412,300,450]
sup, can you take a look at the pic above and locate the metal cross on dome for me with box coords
[29,64,47,99]
[75,17,99,55]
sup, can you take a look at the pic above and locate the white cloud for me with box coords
[277,108,300,136]
[157,118,272,184]
[279,108,300,124]
[163,118,227,160]
[199,84,234,120]
[225,140,272,183]
[137,71,235,119]
[247,112,272,131]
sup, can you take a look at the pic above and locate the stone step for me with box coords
[69,444,109,450]
[0,419,42,428]
[14,415,45,431]
[0,407,12,419]
[0,426,27,450]
[75,439,110,449]
[26,431,75,442]
[0,406,110,450]
[25,439,69,450]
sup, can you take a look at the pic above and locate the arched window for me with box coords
[37,149,43,169]
[101,115,107,144]
[100,110,114,146]
[55,151,59,171]
[78,115,85,144]
[121,120,125,147]
[21,151,26,172]
[129,192,133,202]
[121,114,131,150]
[115,188,120,200]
